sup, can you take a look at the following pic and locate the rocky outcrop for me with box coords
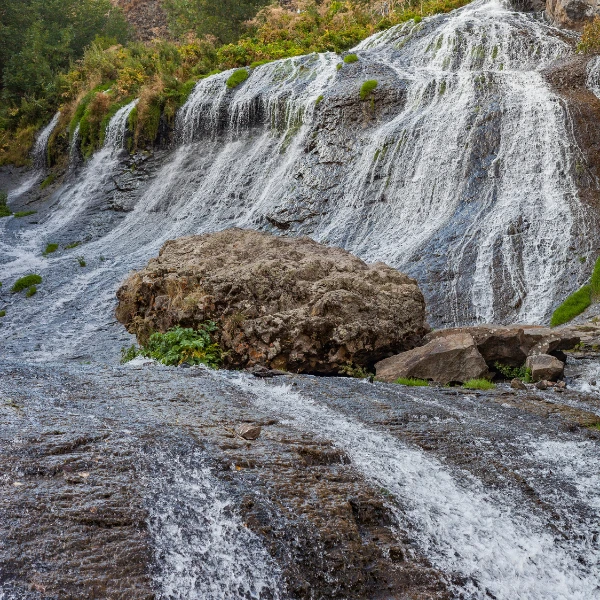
[546,0,600,29]
[525,354,565,382]
[116,228,428,374]
[111,0,168,40]
[423,325,579,367]
[375,333,489,384]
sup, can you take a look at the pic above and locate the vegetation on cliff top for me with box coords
[0,0,472,167]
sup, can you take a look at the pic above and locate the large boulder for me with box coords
[116,228,428,374]
[546,0,600,30]
[374,333,489,384]
[422,325,579,367]
[525,354,565,382]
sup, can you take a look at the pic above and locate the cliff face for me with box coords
[111,0,168,40]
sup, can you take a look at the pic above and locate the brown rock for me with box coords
[510,378,527,390]
[424,325,579,367]
[546,0,600,30]
[525,354,565,382]
[237,424,262,440]
[375,333,489,384]
[115,229,428,374]
[535,380,549,390]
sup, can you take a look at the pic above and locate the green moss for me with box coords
[336,63,343,70]
[591,256,600,298]
[12,274,42,293]
[550,284,592,327]
[43,243,59,256]
[13,210,36,218]
[77,256,86,267]
[394,377,429,386]
[40,173,55,189]
[0,310,5,317]
[65,241,81,249]
[250,59,273,67]
[226,68,249,89]
[463,379,495,390]
[315,94,324,105]
[360,79,378,100]
[26,285,37,297]
[343,53,358,63]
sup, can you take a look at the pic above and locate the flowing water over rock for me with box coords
[1,0,600,597]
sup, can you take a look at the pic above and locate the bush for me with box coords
[360,79,378,100]
[43,243,59,256]
[338,362,371,378]
[494,362,532,382]
[226,68,249,88]
[26,285,37,297]
[0,192,11,218]
[578,17,600,53]
[463,379,495,390]
[344,53,358,63]
[550,284,591,327]
[123,323,223,367]
[394,377,429,386]
[12,274,42,293]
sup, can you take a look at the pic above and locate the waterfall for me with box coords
[33,111,60,170]
[588,55,600,100]
[104,99,139,150]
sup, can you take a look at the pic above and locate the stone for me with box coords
[525,354,565,382]
[116,229,428,374]
[535,380,549,390]
[374,333,489,385]
[546,0,600,30]
[556,380,567,389]
[237,424,262,440]
[423,325,579,368]
[510,378,527,390]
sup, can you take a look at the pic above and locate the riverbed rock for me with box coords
[546,0,600,29]
[525,354,565,382]
[375,332,489,384]
[115,228,428,374]
[237,424,262,440]
[423,325,579,368]
[511,378,527,390]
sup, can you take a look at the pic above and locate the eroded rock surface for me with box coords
[116,228,428,374]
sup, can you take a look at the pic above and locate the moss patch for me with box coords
[360,79,378,100]
[226,68,249,89]
[12,274,42,293]
[394,377,429,386]
[463,379,495,390]
[343,53,358,63]
[550,285,591,327]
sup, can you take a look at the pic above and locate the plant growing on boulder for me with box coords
[12,274,42,293]
[226,68,249,89]
[360,80,378,100]
[122,323,223,367]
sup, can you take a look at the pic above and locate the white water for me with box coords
[233,375,600,599]
[588,55,600,100]
[146,445,282,599]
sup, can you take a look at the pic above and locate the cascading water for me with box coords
[588,55,600,99]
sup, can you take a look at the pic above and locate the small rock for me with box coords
[237,424,262,440]
[510,378,527,390]
[388,546,405,562]
[590,380,596,386]
[556,380,566,389]
[535,380,549,390]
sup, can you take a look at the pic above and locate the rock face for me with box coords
[423,325,579,367]
[546,0,600,29]
[116,229,428,374]
[110,0,168,40]
[526,354,565,382]
[374,333,489,384]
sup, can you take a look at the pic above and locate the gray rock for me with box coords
[116,229,428,375]
[375,333,489,385]
[237,424,262,440]
[525,354,564,382]
[510,378,527,390]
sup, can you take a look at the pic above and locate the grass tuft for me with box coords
[360,79,378,100]
[591,257,600,298]
[226,68,249,89]
[463,378,495,390]
[65,241,81,249]
[315,94,324,106]
[77,256,86,267]
[343,53,358,63]
[0,310,5,317]
[43,243,59,256]
[13,211,36,218]
[0,192,11,218]
[395,377,429,386]
[12,274,42,293]
[550,284,591,327]
[26,285,37,297]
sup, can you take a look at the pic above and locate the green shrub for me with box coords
[0,192,11,218]
[578,16,600,53]
[0,310,6,317]
[394,377,429,386]
[120,344,139,363]
[360,79,378,100]
[550,284,591,327]
[226,68,249,89]
[13,211,36,218]
[494,362,532,382]
[43,243,59,256]
[343,53,358,63]
[463,379,495,390]
[12,274,42,292]
[123,323,223,367]
[591,257,600,298]
[26,285,37,297]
